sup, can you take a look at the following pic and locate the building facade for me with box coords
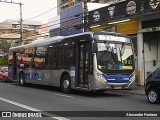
[0,19,42,49]
[1,19,41,30]
[48,16,60,37]
[58,0,122,11]
[51,1,110,37]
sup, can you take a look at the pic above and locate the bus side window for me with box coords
[33,47,47,68]
[17,48,33,68]
[53,44,63,69]
[62,43,75,68]
[46,44,54,69]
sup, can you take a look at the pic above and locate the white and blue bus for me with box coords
[8,32,135,93]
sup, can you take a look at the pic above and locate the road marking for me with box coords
[0,97,70,120]
[52,117,70,120]
[7,85,16,88]
[0,97,41,111]
[53,93,75,98]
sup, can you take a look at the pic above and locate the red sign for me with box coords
[126,1,136,15]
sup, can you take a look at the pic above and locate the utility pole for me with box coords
[83,0,89,32]
[20,2,23,45]
[0,0,23,44]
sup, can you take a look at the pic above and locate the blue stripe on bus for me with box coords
[102,73,130,83]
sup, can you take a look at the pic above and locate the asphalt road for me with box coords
[0,81,160,120]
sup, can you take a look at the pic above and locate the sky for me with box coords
[0,0,57,23]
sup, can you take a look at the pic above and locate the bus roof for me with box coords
[9,36,63,52]
[9,32,93,52]
[9,32,130,52]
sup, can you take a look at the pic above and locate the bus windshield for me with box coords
[97,42,134,71]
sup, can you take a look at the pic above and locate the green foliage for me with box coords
[0,58,8,65]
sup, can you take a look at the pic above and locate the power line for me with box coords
[42,13,83,29]
[24,3,62,21]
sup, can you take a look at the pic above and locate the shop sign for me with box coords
[93,11,100,22]
[126,1,136,15]
[149,0,160,9]
[89,0,158,26]
[108,6,115,18]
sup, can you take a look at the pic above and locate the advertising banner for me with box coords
[60,3,84,36]
[89,0,159,26]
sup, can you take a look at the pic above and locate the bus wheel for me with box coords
[61,74,71,94]
[19,73,25,86]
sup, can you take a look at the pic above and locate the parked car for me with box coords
[145,68,160,104]
[0,67,8,82]
[0,53,7,58]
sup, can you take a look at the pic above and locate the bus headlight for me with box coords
[95,71,106,83]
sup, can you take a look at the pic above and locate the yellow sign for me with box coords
[122,66,133,69]
[116,21,139,35]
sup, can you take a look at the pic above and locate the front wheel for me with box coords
[19,73,25,86]
[147,89,160,104]
[61,75,71,94]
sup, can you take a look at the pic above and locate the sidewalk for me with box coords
[127,85,145,95]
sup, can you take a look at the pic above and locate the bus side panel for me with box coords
[19,69,72,87]
[18,69,60,86]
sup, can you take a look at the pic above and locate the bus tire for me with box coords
[19,73,25,86]
[61,74,71,94]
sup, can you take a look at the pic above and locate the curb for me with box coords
[105,90,145,95]
[127,91,145,95]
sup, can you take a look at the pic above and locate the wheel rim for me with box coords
[63,80,69,89]
[148,90,157,103]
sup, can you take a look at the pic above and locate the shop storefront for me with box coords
[140,16,160,85]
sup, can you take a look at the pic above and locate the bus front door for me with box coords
[77,43,90,88]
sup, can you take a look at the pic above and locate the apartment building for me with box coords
[1,19,41,30]
[0,19,42,48]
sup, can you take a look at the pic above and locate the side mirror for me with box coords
[93,43,98,53]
